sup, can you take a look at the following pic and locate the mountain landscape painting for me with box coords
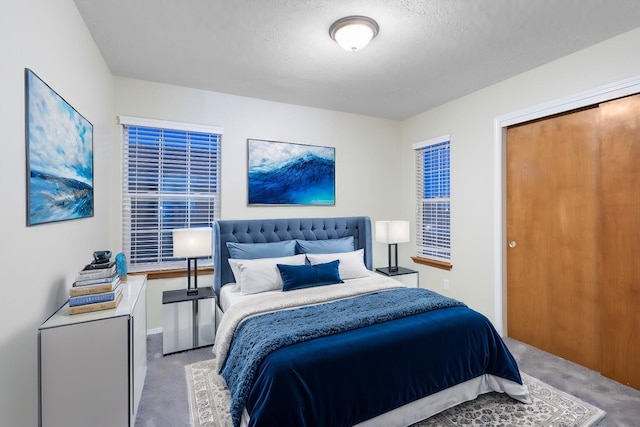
[248,139,335,205]
[26,69,93,226]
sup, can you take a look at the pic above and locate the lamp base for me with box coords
[376,267,398,276]
[376,266,415,277]
[186,288,199,296]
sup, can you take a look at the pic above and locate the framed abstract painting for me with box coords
[247,139,335,205]
[25,69,94,226]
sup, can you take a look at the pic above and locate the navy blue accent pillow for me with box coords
[227,240,297,259]
[277,260,343,291]
[296,236,354,254]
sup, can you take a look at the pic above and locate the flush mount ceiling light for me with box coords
[329,15,379,52]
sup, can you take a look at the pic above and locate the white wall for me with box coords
[400,27,640,330]
[0,1,114,426]
[113,78,402,329]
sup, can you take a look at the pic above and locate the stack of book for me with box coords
[68,261,124,315]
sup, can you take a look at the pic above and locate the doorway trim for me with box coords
[493,75,640,336]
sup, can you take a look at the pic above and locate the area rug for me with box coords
[185,359,606,427]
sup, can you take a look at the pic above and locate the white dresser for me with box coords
[38,275,147,427]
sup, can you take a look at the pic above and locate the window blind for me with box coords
[414,137,451,262]
[120,118,222,272]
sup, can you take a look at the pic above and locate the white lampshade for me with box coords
[172,227,213,258]
[329,16,379,52]
[376,221,410,244]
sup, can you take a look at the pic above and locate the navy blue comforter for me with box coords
[221,288,522,427]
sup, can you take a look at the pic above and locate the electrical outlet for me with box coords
[443,279,450,290]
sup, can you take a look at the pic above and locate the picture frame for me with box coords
[247,139,335,206]
[25,68,94,226]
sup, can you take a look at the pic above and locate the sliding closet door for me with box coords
[506,108,601,371]
[598,94,640,388]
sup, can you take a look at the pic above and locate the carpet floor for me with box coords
[135,334,640,427]
[186,359,605,427]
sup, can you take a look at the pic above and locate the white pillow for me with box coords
[228,254,306,295]
[306,249,370,280]
[228,259,242,286]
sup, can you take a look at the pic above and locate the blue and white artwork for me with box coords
[248,139,335,205]
[25,69,93,226]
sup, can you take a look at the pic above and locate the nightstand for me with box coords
[162,287,216,355]
[375,266,420,287]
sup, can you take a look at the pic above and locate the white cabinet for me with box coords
[39,275,147,427]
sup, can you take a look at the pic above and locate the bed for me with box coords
[212,216,530,427]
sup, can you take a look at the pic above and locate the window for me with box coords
[119,116,223,272]
[413,135,451,269]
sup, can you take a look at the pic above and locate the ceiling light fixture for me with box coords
[329,15,379,52]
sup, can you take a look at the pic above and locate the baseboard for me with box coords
[147,327,162,336]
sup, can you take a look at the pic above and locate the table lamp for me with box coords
[172,227,213,295]
[375,220,410,274]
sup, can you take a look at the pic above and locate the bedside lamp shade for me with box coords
[376,220,410,245]
[376,220,410,273]
[173,227,212,295]
[172,228,213,258]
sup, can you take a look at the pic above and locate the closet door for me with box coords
[506,108,601,371]
[599,94,640,388]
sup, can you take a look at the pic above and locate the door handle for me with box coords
[508,240,516,248]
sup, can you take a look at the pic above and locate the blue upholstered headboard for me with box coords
[213,216,372,296]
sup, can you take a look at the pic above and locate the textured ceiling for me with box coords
[74,0,640,120]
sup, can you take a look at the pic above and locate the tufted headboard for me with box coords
[213,216,372,297]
